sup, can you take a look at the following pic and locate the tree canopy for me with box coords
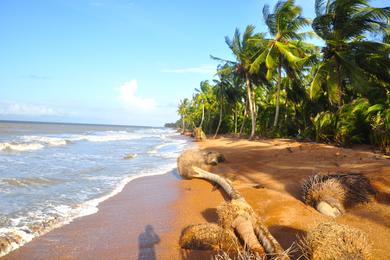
[176,0,390,154]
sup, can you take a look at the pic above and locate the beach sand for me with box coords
[3,172,182,260]
[3,137,390,259]
[181,138,390,259]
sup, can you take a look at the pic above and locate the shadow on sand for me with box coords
[138,225,160,260]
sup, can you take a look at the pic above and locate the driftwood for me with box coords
[177,150,288,259]
[194,127,207,141]
[298,222,371,260]
[301,173,376,217]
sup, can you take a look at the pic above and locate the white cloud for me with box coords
[118,80,156,110]
[162,65,216,74]
[0,102,60,116]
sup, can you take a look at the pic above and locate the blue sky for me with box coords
[0,0,388,126]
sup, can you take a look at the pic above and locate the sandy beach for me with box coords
[3,137,390,259]
[177,137,390,259]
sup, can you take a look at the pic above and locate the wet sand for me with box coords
[3,137,390,259]
[3,172,182,260]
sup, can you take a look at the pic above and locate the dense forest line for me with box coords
[175,0,390,154]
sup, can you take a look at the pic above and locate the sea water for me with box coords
[0,121,189,256]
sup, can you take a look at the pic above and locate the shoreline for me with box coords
[2,170,183,259]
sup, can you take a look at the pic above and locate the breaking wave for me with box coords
[0,163,177,257]
[0,130,159,152]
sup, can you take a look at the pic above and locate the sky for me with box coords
[0,0,388,126]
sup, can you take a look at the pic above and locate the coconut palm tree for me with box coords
[212,25,267,140]
[310,0,390,107]
[177,98,190,133]
[212,79,227,138]
[193,80,216,130]
[250,0,311,128]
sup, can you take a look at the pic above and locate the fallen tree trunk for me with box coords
[178,163,289,259]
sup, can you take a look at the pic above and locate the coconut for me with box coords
[179,223,239,251]
[299,222,372,260]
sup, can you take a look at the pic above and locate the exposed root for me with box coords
[177,149,208,179]
[298,222,372,260]
[180,223,240,252]
[301,173,376,217]
[178,150,289,259]
[194,127,207,141]
[204,151,226,165]
[177,149,226,179]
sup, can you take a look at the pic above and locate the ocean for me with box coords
[0,121,188,256]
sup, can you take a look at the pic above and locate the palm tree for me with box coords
[213,25,267,140]
[193,80,216,130]
[212,79,226,138]
[310,0,390,107]
[177,98,189,133]
[251,0,311,128]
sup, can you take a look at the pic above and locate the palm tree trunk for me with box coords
[198,102,205,128]
[239,100,248,138]
[191,167,288,259]
[246,74,256,140]
[181,115,185,134]
[213,99,223,139]
[273,60,282,127]
[192,166,241,200]
[336,58,343,108]
[234,104,238,134]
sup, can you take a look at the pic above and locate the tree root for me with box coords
[177,150,289,259]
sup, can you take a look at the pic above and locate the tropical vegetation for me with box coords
[176,0,390,154]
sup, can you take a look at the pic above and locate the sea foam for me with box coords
[0,162,178,257]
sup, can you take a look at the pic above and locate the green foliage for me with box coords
[368,103,390,154]
[313,111,337,142]
[335,99,371,145]
[176,0,390,153]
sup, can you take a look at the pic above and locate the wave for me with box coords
[147,139,187,155]
[21,136,69,146]
[0,130,156,152]
[69,132,143,143]
[0,142,44,152]
[0,177,62,187]
[0,163,177,257]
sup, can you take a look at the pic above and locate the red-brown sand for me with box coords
[2,173,182,260]
[2,137,390,259]
[185,138,390,259]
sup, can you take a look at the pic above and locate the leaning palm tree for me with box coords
[212,25,267,140]
[212,78,227,138]
[310,0,390,107]
[250,0,312,128]
[178,98,190,133]
[193,80,216,130]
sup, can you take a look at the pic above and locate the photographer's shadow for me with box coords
[137,225,160,260]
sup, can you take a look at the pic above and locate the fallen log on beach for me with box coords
[177,150,289,259]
